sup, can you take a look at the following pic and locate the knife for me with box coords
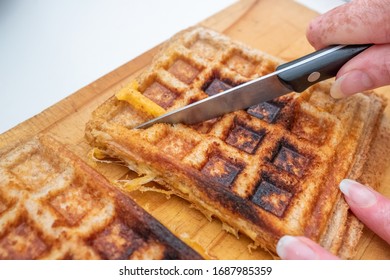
[136,44,371,129]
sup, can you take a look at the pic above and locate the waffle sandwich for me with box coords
[85,27,386,259]
[0,134,202,259]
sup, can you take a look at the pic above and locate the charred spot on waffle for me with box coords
[201,153,243,187]
[202,72,237,96]
[247,101,281,123]
[143,82,179,109]
[247,95,296,124]
[88,218,145,260]
[251,180,293,217]
[271,140,310,178]
[203,79,232,96]
[0,217,49,259]
[168,58,201,84]
[226,120,266,154]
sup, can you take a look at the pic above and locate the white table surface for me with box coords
[0,0,346,134]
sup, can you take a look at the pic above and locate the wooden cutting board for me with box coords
[1,0,389,259]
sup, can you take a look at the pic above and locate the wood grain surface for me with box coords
[1,0,389,259]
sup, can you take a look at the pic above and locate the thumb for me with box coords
[330,44,390,98]
[306,0,390,49]
[339,179,390,244]
[276,235,339,260]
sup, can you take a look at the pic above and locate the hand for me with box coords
[276,179,390,259]
[305,0,390,99]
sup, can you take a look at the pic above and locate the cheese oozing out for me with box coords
[115,80,166,118]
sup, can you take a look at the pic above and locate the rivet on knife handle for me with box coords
[276,44,372,92]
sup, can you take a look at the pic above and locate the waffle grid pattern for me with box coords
[0,136,200,259]
[104,28,348,224]
[87,27,384,257]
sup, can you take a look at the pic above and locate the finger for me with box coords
[276,235,339,260]
[306,0,390,49]
[330,44,390,98]
[340,179,390,244]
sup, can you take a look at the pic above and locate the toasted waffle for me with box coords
[0,134,202,259]
[85,27,386,259]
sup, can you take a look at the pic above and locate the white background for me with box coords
[0,260,386,280]
[0,0,346,133]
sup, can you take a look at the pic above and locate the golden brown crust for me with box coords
[0,134,202,259]
[85,26,387,259]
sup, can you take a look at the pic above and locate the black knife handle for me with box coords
[276,44,372,92]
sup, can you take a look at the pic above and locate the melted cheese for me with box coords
[116,174,156,192]
[115,80,166,117]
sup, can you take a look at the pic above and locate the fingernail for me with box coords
[339,179,377,208]
[330,70,374,99]
[330,75,347,99]
[276,235,318,260]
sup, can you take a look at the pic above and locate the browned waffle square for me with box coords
[0,134,202,259]
[85,27,386,259]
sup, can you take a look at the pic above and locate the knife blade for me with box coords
[136,44,371,129]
